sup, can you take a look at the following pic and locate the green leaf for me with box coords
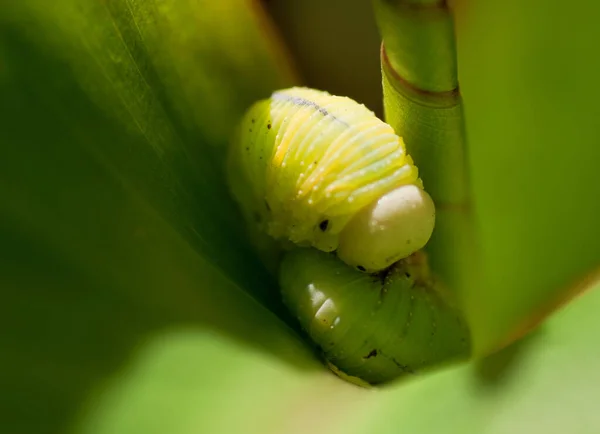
[4,0,600,433]
[364,279,600,434]
[0,1,309,433]
[455,0,600,353]
[371,0,600,354]
[71,329,371,434]
[0,0,300,304]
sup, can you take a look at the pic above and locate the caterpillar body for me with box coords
[226,87,470,385]
[280,248,470,385]
[227,87,435,274]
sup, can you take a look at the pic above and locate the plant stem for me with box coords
[373,0,480,313]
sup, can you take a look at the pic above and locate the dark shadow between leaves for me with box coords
[473,327,544,389]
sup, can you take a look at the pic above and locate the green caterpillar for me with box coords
[227,87,470,385]
[280,248,469,385]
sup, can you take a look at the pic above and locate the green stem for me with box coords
[373,0,480,315]
[375,0,458,93]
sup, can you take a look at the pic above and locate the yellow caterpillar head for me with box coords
[227,87,435,273]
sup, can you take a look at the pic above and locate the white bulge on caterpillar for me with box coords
[338,184,436,272]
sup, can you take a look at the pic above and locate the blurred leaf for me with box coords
[55,268,600,434]
[366,279,600,434]
[264,0,384,116]
[72,329,372,434]
[0,0,300,302]
[370,0,600,355]
[3,0,600,433]
[0,0,309,433]
[455,0,600,354]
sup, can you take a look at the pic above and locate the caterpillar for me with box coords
[280,248,470,385]
[226,87,470,385]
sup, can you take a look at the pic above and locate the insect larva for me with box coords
[227,87,436,274]
[226,87,469,385]
[279,248,470,385]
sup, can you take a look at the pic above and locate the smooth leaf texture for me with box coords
[367,279,600,434]
[78,279,600,434]
[0,1,315,433]
[1,0,300,305]
[2,0,600,433]
[455,0,600,353]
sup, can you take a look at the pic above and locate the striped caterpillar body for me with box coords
[226,87,470,384]
[228,87,436,273]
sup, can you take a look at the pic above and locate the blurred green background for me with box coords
[1,0,599,433]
